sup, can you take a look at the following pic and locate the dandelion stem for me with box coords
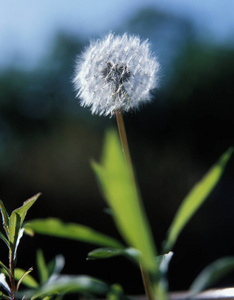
[115,110,155,300]
[115,110,133,172]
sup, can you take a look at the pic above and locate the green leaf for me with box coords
[157,252,174,275]
[0,261,11,278]
[30,276,109,299]
[0,200,9,237]
[15,267,39,289]
[9,194,40,257]
[0,232,10,249]
[9,212,21,259]
[24,218,123,248]
[87,247,140,261]
[107,284,125,300]
[189,257,234,298]
[92,130,157,273]
[9,194,40,236]
[0,272,11,294]
[163,148,233,253]
[36,249,49,284]
[47,255,65,280]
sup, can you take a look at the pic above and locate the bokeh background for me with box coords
[1,0,234,295]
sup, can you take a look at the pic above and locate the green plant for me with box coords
[16,250,116,300]
[2,31,233,300]
[25,130,233,300]
[0,198,127,300]
[0,194,40,299]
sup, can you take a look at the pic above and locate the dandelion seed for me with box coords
[73,33,160,116]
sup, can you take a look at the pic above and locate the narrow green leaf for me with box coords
[15,267,39,290]
[9,194,40,250]
[0,232,10,249]
[10,194,40,233]
[24,218,123,248]
[156,252,174,296]
[9,213,21,260]
[30,276,108,300]
[157,252,174,275]
[48,255,65,277]
[0,261,11,278]
[0,200,9,237]
[87,247,140,261]
[92,130,157,273]
[163,148,233,253]
[36,249,49,284]
[189,257,234,298]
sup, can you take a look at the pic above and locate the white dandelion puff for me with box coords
[73,33,160,116]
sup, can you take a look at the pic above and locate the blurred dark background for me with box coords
[1,3,234,295]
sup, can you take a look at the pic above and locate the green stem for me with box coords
[115,110,155,300]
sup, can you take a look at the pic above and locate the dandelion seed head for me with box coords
[73,33,160,116]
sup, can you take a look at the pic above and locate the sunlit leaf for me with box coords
[87,247,140,262]
[29,275,108,300]
[163,148,233,253]
[0,273,11,294]
[9,194,40,234]
[15,267,38,290]
[0,200,9,237]
[189,257,234,298]
[24,218,123,248]
[8,212,21,260]
[9,194,40,257]
[92,130,157,273]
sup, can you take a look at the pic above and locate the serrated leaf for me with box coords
[189,257,234,298]
[29,275,108,299]
[15,267,38,290]
[24,218,123,248]
[36,249,49,284]
[0,201,9,237]
[163,148,233,253]
[92,130,157,273]
[87,247,140,261]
